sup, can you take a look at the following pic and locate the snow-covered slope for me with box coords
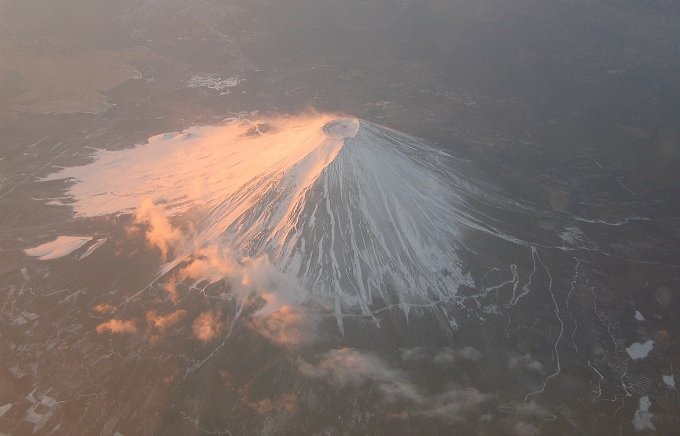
[44,114,502,313]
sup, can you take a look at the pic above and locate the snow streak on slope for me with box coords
[45,114,481,314]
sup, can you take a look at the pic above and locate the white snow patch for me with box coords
[187,74,240,93]
[24,236,92,260]
[634,310,645,321]
[12,315,27,326]
[24,391,57,433]
[626,340,654,360]
[632,396,655,432]
[662,374,675,389]
[559,226,591,248]
[0,403,12,417]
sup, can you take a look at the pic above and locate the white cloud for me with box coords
[133,198,185,260]
[96,319,137,335]
[400,346,429,362]
[127,200,317,347]
[147,309,187,333]
[300,347,490,422]
[173,244,315,347]
[192,310,223,342]
[248,301,316,348]
[508,353,543,373]
[499,400,551,418]
[433,346,483,365]
[400,345,483,366]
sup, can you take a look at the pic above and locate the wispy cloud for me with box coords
[126,192,318,346]
[499,400,551,418]
[146,309,187,332]
[248,301,312,348]
[400,345,483,365]
[192,310,223,342]
[171,243,314,347]
[508,353,544,373]
[92,303,116,314]
[133,198,186,260]
[300,347,490,422]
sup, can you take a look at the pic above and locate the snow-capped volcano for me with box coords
[45,114,495,313]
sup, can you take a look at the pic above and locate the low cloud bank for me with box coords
[400,345,483,365]
[127,198,317,347]
[300,347,490,422]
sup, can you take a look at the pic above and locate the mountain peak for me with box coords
[45,114,475,321]
[322,118,360,139]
